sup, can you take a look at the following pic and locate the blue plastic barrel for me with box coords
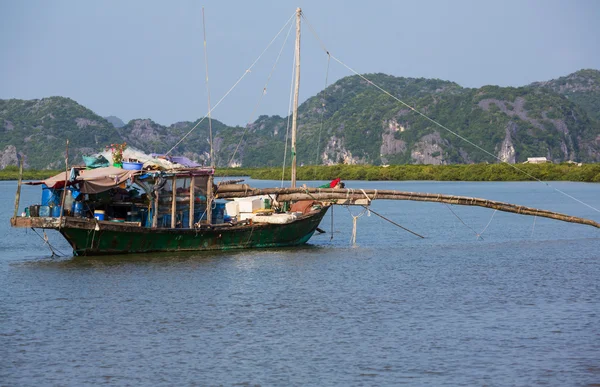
[51,205,61,217]
[39,206,50,217]
[73,202,84,217]
[41,184,60,206]
[212,202,225,224]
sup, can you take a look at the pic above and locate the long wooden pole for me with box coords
[58,139,69,228]
[13,156,24,218]
[152,185,159,228]
[215,186,600,229]
[206,175,213,224]
[290,7,301,188]
[171,176,177,228]
[189,176,195,228]
[202,6,214,167]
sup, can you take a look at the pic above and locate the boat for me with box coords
[9,9,600,256]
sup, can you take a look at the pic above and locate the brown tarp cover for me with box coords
[76,166,139,193]
[25,167,140,193]
[24,171,71,189]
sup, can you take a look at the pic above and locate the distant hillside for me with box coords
[1,70,600,169]
[530,69,600,122]
[0,97,123,169]
[104,115,125,128]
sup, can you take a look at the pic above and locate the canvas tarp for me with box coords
[25,166,140,193]
[76,166,139,193]
[24,171,71,189]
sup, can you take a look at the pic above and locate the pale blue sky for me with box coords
[1,0,599,126]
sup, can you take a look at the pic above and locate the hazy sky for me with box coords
[1,0,599,126]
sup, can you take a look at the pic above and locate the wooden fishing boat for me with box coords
[9,8,599,256]
[10,201,328,256]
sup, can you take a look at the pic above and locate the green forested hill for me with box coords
[0,97,122,169]
[530,69,600,122]
[2,70,600,169]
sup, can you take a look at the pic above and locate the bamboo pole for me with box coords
[152,185,159,228]
[58,140,69,228]
[206,175,213,225]
[202,6,214,168]
[189,176,195,228]
[13,156,24,218]
[171,176,177,228]
[215,186,600,229]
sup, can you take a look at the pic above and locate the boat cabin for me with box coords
[23,165,217,229]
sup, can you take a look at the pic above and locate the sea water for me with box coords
[1,179,599,386]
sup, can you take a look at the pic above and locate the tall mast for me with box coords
[291,7,301,188]
[202,6,214,167]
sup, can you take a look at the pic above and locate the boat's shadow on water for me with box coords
[22,243,332,268]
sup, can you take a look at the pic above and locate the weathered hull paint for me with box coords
[11,207,328,256]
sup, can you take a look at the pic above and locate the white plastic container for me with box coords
[237,198,262,213]
[225,201,239,217]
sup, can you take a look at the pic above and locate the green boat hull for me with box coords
[49,207,328,256]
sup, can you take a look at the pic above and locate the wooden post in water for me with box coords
[58,140,69,227]
[290,7,301,188]
[13,155,24,218]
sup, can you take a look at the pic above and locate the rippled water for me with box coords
[1,180,599,386]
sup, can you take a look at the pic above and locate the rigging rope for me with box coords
[362,205,425,239]
[165,11,296,156]
[531,213,537,238]
[31,228,65,257]
[444,203,483,240]
[444,204,497,240]
[229,20,295,167]
[300,12,600,215]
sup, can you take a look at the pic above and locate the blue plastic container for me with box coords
[73,202,84,217]
[122,161,144,170]
[51,205,62,217]
[39,205,50,217]
[41,184,61,206]
[94,210,105,221]
[139,209,149,227]
[212,202,225,224]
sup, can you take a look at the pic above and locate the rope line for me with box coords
[444,204,482,240]
[31,228,66,257]
[299,12,600,215]
[166,11,296,156]
[230,20,295,166]
[531,212,538,238]
[328,55,600,214]
[478,209,497,237]
[362,205,425,239]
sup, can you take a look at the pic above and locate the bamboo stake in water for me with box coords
[13,156,24,218]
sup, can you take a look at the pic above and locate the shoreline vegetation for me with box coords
[2,163,599,182]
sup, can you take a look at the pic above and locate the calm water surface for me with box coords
[1,179,599,386]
